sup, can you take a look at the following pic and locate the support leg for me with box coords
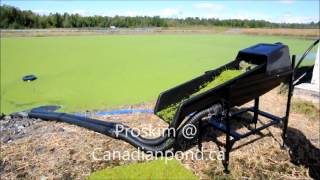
[282,55,295,147]
[198,120,202,151]
[253,97,259,129]
[223,107,231,174]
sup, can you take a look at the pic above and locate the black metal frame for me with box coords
[198,55,296,173]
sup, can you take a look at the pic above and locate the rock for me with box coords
[1,136,11,143]
[4,115,11,120]
[22,121,30,127]
[17,125,25,130]
[16,172,28,178]
[61,172,72,180]
[69,149,76,155]
[34,146,46,154]
[110,116,120,120]
[40,176,48,180]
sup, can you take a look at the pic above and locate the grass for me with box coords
[292,100,319,120]
[241,28,319,38]
[88,159,197,180]
[0,35,315,114]
[157,69,243,123]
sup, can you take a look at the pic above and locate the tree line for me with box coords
[1,5,319,29]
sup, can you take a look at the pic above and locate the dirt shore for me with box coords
[0,89,319,179]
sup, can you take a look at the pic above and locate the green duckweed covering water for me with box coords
[156,69,245,124]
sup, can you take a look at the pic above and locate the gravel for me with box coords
[0,116,41,143]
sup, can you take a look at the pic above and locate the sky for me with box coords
[1,1,319,23]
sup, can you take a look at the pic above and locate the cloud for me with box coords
[125,10,139,17]
[201,11,272,21]
[71,9,89,16]
[193,3,224,11]
[279,0,295,4]
[159,8,181,17]
[33,9,50,15]
[274,12,319,23]
[124,8,182,18]
[34,9,91,16]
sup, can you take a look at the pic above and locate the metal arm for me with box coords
[295,39,319,71]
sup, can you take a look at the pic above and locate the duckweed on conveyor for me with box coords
[157,61,256,124]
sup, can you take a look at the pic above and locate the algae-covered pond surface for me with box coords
[1,35,314,113]
[88,159,197,180]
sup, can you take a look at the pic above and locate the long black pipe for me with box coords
[29,109,168,145]
[123,106,219,153]
[28,106,214,153]
[28,111,117,136]
[28,110,172,152]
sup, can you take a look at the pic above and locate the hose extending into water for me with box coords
[28,105,220,153]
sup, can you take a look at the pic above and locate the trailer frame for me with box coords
[197,56,296,173]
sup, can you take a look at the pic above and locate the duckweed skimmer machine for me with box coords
[20,39,319,173]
